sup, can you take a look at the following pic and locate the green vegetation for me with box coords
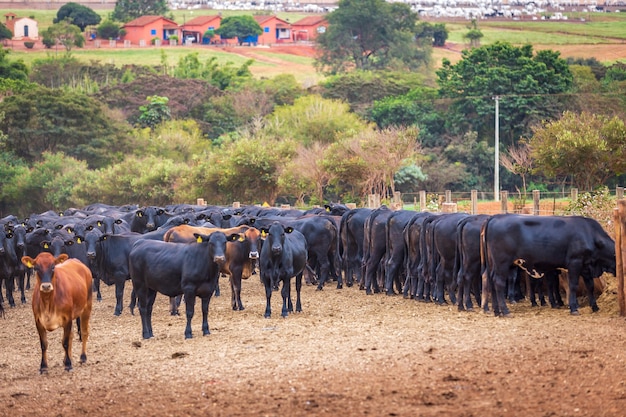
[2,7,626,215]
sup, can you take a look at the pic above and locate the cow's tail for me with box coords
[339,209,354,279]
[455,217,470,288]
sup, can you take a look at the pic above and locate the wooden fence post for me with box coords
[471,190,478,215]
[571,188,578,202]
[533,190,540,215]
[500,191,508,214]
[617,186,624,200]
[419,190,427,212]
[445,190,452,204]
[617,201,626,316]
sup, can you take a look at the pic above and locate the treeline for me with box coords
[2,38,626,217]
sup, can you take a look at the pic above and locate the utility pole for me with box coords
[494,95,500,202]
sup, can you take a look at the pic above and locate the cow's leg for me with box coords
[230,271,244,311]
[295,272,303,313]
[62,320,73,371]
[263,275,272,318]
[4,277,15,307]
[201,296,210,336]
[129,288,137,315]
[15,271,26,304]
[281,278,291,317]
[567,264,583,315]
[493,272,511,317]
[79,305,91,364]
[36,320,49,374]
[184,290,196,339]
[92,273,102,302]
[583,276,600,313]
[114,278,125,316]
[316,256,331,291]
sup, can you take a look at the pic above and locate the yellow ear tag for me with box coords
[196,236,203,243]
[44,243,49,249]
[261,230,267,238]
[77,237,82,244]
[26,261,34,269]
[238,236,245,242]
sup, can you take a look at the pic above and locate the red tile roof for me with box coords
[123,15,178,27]
[184,15,221,26]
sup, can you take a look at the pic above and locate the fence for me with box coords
[614,200,626,316]
[396,187,625,216]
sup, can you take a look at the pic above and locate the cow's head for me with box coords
[194,232,239,265]
[22,253,69,293]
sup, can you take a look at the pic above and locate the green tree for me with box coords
[54,2,102,31]
[529,111,626,190]
[264,95,370,146]
[436,41,573,145]
[463,19,483,48]
[41,20,85,52]
[0,85,130,169]
[206,134,296,205]
[137,95,171,128]
[214,15,262,45]
[0,46,28,81]
[0,23,12,40]
[319,70,424,116]
[112,0,169,23]
[172,52,253,89]
[97,19,123,40]
[315,0,426,74]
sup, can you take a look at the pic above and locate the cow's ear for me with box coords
[97,221,103,227]
[157,209,165,215]
[115,219,123,224]
[56,254,69,264]
[41,241,50,249]
[249,218,256,225]
[223,214,232,220]
[227,233,241,242]
[75,236,84,244]
[66,240,74,246]
[100,234,110,241]
[136,210,144,218]
[6,231,13,239]
[260,228,268,239]
[22,256,34,269]
[285,226,294,234]
[193,233,206,243]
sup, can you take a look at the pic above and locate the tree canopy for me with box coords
[214,15,262,45]
[436,41,573,145]
[315,0,427,74]
[54,2,102,31]
[112,0,169,23]
[41,20,85,51]
[529,111,626,190]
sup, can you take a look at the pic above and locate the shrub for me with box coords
[563,186,615,230]
[24,41,35,49]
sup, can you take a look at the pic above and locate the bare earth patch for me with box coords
[1,276,626,417]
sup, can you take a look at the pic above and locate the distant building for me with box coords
[291,15,327,42]
[121,15,180,45]
[180,14,221,44]
[249,15,292,45]
[4,12,39,40]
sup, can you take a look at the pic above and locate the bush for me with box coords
[563,186,615,230]
[24,41,35,49]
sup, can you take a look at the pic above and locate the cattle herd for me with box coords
[0,202,617,373]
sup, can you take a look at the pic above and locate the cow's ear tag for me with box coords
[44,243,49,249]
[197,236,203,243]
[238,236,245,242]
[326,207,330,212]
[261,230,267,238]
[77,237,82,244]
[26,260,34,268]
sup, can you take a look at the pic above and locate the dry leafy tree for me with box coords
[324,126,420,200]
[278,142,331,205]
[500,141,533,195]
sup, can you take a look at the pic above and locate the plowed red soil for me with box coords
[1,275,625,417]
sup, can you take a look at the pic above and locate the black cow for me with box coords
[481,214,616,316]
[430,213,468,305]
[384,210,419,295]
[455,214,490,312]
[129,231,238,339]
[125,206,173,234]
[401,212,433,299]
[241,215,340,290]
[0,227,18,308]
[415,213,442,303]
[339,208,372,288]
[259,222,307,318]
[362,206,393,295]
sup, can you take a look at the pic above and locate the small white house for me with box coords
[4,13,39,40]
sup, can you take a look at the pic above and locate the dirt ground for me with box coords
[1,274,626,417]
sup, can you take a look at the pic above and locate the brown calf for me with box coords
[22,253,93,374]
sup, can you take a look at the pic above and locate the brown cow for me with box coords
[22,253,93,374]
[165,224,261,310]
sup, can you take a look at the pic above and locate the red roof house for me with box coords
[180,14,221,44]
[122,15,180,45]
[291,15,327,42]
[253,15,292,45]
